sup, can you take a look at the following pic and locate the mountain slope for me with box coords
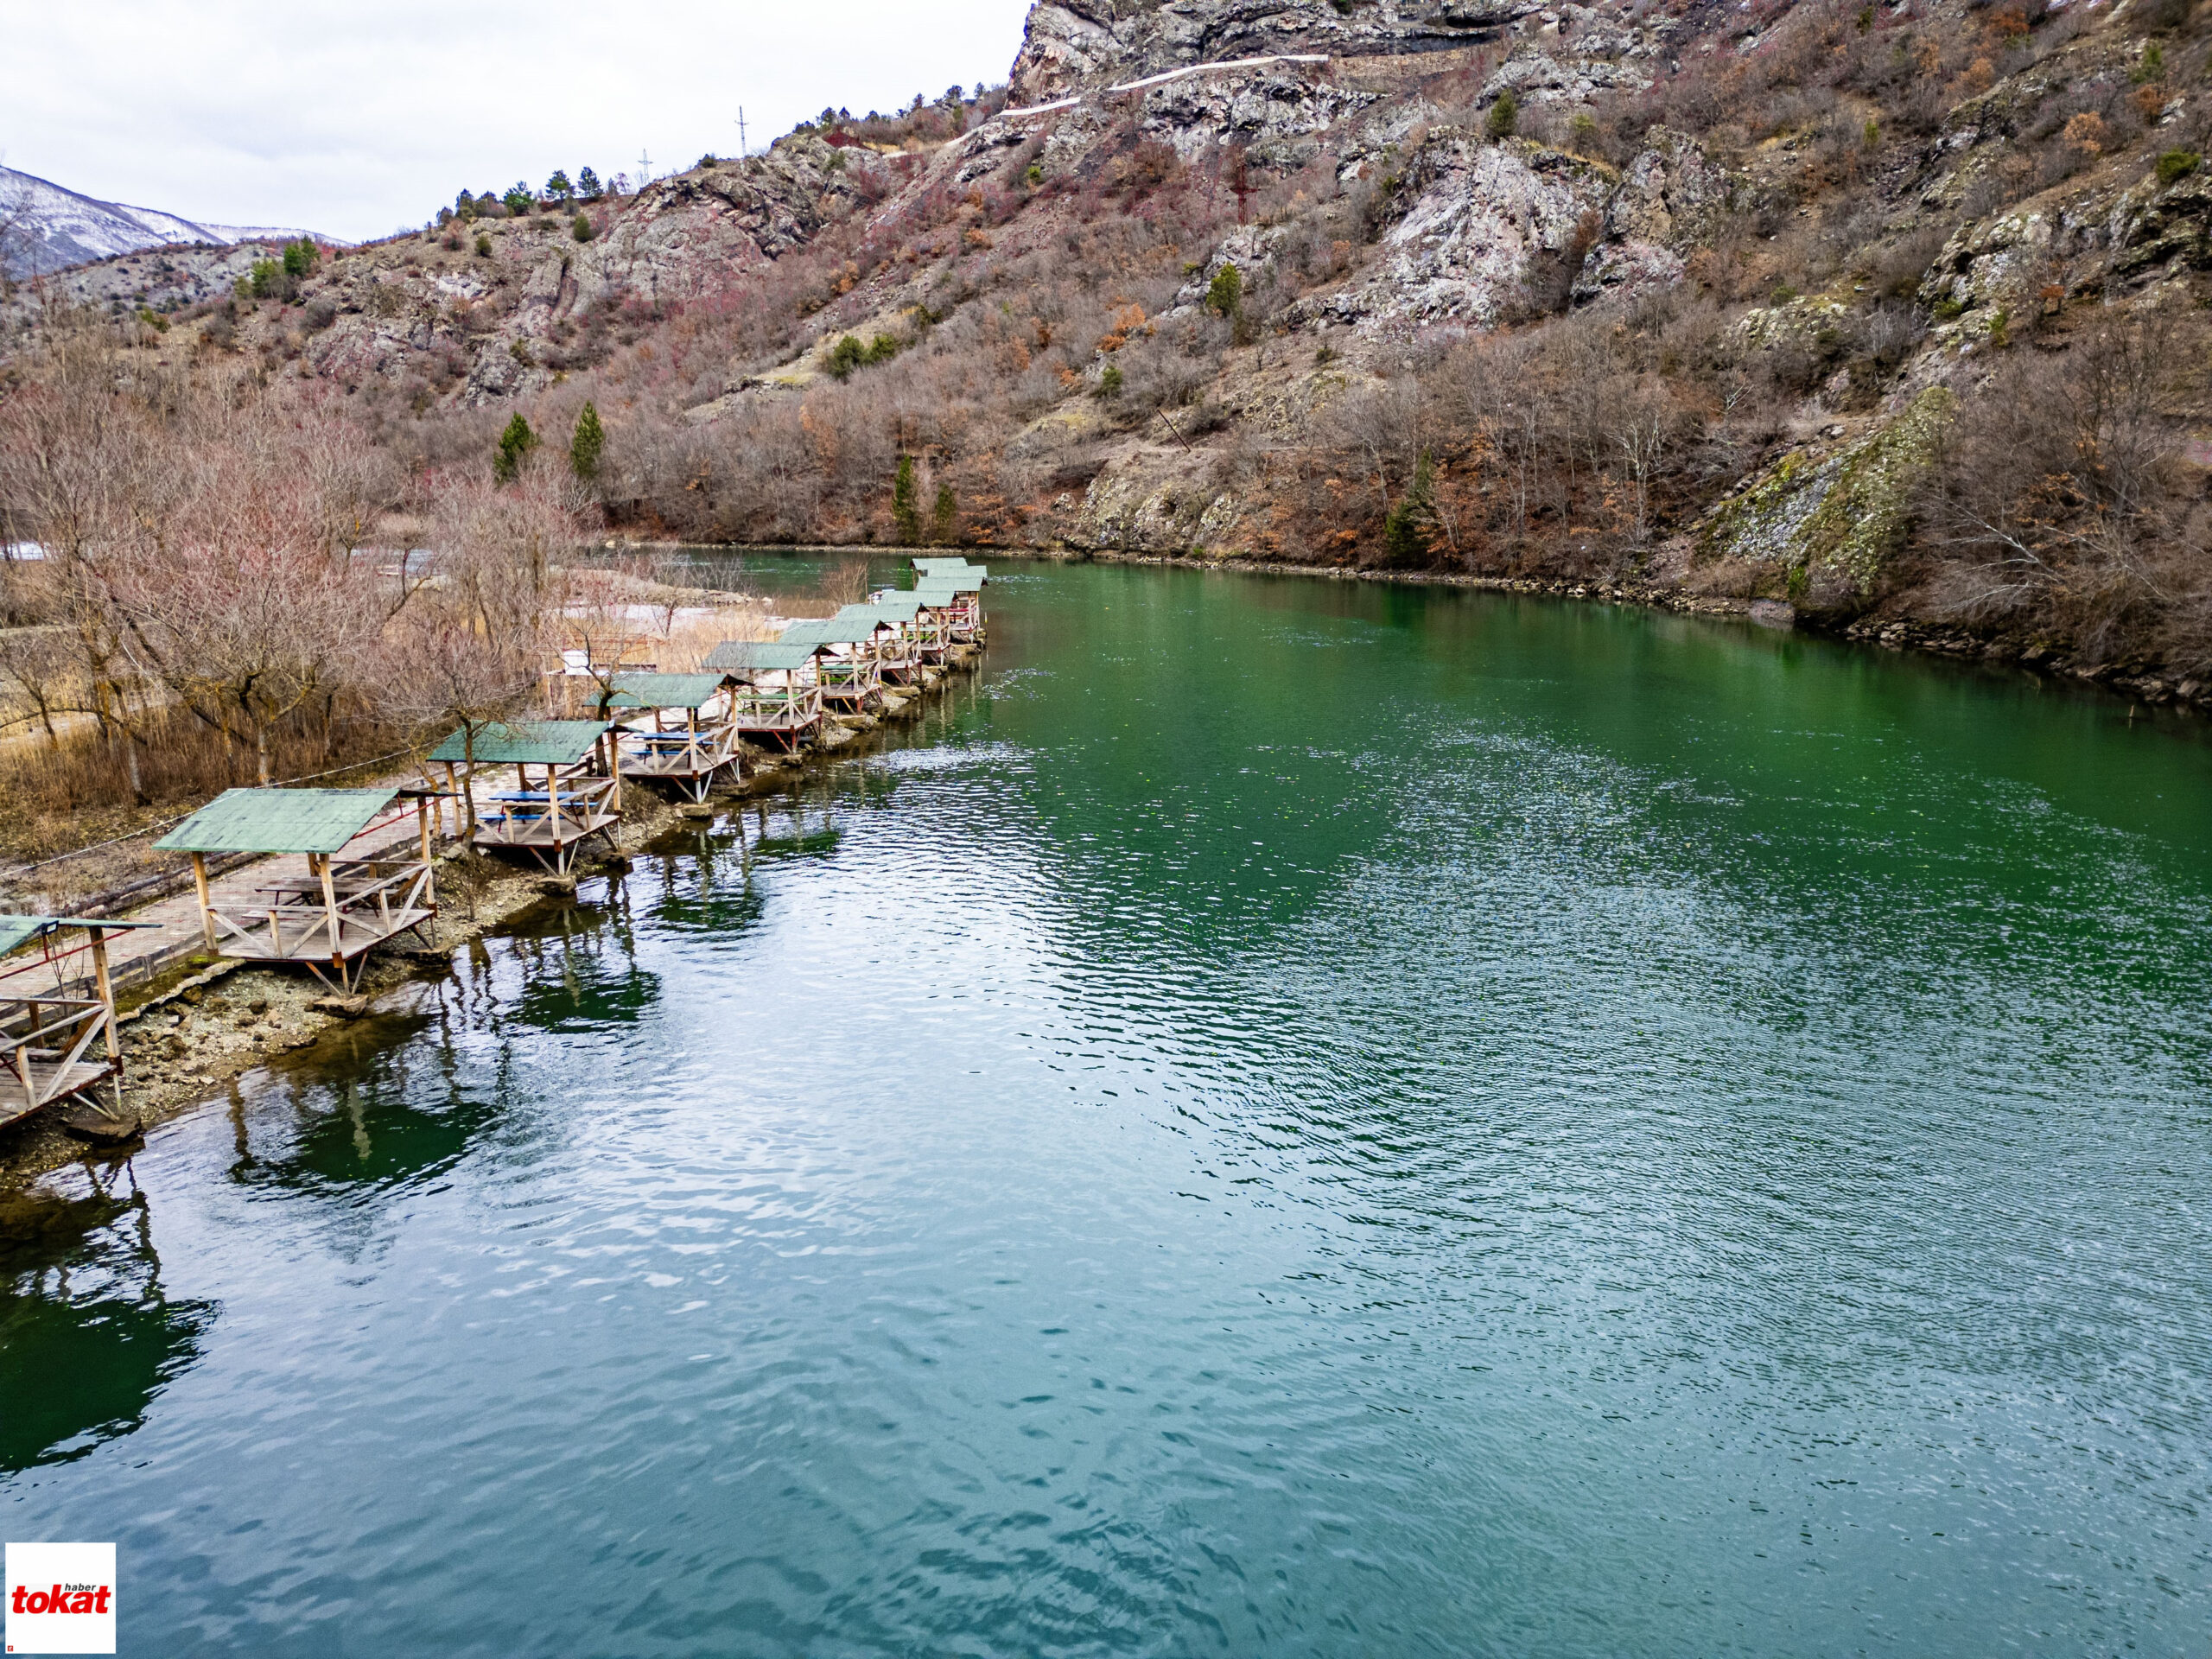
[5,0,2210,702]
[0,164,336,278]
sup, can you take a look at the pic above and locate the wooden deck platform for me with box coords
[199,855,437,986]
[471,776,620,874]
[727,686,825,750]
[617,728,743,800]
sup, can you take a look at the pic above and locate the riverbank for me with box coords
[0,659,979,1187]
[658,542,2212,716]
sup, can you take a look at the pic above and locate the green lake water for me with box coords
[3,559,2209,1656]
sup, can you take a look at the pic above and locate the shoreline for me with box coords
[0,664,977,1188]
[649,540,2211,718]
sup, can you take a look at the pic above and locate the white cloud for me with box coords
[2,0,1036,241]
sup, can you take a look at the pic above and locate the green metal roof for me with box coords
[868,595,924,620]
[911,556,973,575]
[427,720,609,766]
[603,672,728,710]
[0,913,160,957]
[912,584,964,604]
[784,617,880,646]
[155,787,403,855]
[703,639,820,674]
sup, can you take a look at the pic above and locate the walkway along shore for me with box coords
[0,561,990,1185]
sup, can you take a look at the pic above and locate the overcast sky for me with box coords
[3,0,1037,241]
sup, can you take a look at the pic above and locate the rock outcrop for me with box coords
[1008,0,1541,103]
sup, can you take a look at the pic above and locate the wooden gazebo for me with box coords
[603,673,741,802]
[781,619,884,715]
[832,603,923,684]
[910,587,970,652]
[701,640,827,751]
[0,914,157,1140]
[429,721,620,876]
[155,786,439,992]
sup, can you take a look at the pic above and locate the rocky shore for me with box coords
[0,661,978,1188]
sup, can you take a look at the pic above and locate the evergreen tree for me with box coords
[892,456,921,543]
[282,237,317,280]
[1382,454,1436,566]
[493,413,539,484]
[931,483,957,545]
[571,402,605,480]
[577,167,602,200]
[502,181,534,215]
[1484,92,1519,140]
[573,212,595,242]
[546,169,573,202]
[1205,262,1243,317]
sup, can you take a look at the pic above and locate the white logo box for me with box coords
[4,1543,116,1656]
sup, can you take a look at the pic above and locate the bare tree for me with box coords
[385,468,581,834]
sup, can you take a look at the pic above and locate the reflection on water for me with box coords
[3,563,2209,1656]
[0,1171,209,1475]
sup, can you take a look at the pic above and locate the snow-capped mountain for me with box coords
[0,164,341,278]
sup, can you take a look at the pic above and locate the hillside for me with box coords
[7,0,2212,704]
[0,164,334,279]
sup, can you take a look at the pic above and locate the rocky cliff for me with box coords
[8,0,2210,700]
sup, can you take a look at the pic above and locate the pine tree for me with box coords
[546,169,573,202]
[1205,262,1243,317]
[494,413,539,484]
[931,483,957,545]
[1382,453,1436,566]
[571,402,605,480]
[577,167,602,200]
[892,456,921,543]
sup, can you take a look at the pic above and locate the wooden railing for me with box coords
[204,855,436,963]
[477,773,619,848]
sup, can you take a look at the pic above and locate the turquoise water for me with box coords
[4,561,2209,1656]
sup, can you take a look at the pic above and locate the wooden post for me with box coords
[191,853,217,954]
[319,852,343,974]
[417,796,436,909]
[89,926,118,1068]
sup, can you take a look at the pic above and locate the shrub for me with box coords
[1931,296,1967,321]
[502,181,534,215]
[573,212,595,242]
[475,233,493,257]
[2158,149,2201,186]
[827,334,868,378]
[1096,363,1124,397]
[246,258,283,299]
[1486,92,1520,141]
